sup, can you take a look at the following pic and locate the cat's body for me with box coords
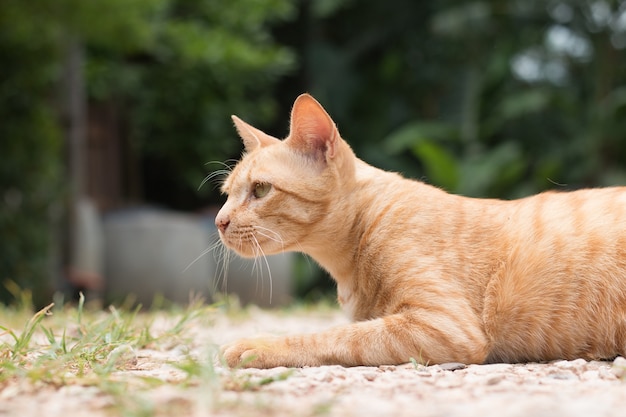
[217,94,626,368]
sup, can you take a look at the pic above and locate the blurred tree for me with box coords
[0,0,295,304]
[0,0,69,305]
[87,0,295,208]
[1,0,176,305]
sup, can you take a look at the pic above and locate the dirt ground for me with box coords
[2,306,626,417]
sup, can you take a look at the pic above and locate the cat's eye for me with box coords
[253,182,272,199]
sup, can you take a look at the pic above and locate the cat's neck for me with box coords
[302,160,405,285]
[302,198,361,285]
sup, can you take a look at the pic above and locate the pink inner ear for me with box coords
[289,94,337,159]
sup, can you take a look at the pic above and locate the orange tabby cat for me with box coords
[216,93,626,368]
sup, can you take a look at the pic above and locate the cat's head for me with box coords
[215,94,355,258]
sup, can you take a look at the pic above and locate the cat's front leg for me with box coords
[221,336,311,368]
[221,310,488,368]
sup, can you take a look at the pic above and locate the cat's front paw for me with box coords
[221,337,286,369]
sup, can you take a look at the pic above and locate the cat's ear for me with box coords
[287,94,339,161]
[231,115,279,152]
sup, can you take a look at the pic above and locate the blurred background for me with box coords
[1,0,625,308]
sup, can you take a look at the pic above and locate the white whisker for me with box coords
[198,170,229,191]
[199,160,237,191]
[182,241,220,273]
[253,225,285,250]
[251,233,273,305]
[252,239,262,297]
[213,237,231,294]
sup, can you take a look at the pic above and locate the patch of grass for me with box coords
[0,292,223,416]
[0,290,318,416]
[0,302,53,359]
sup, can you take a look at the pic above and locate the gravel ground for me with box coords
[2,306,626,417]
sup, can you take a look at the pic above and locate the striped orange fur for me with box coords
[216,94,626,368]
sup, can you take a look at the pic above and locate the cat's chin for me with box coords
[221,240,284,259]
[231,249,283,259]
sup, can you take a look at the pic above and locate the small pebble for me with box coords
[554,358,588,369]
[362,372,378,381]
[611,356,626,378]
[486,375,504,385]
[439,362,467,371]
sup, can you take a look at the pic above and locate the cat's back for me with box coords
[507,186,626,238]
[355,168,626,275]
[483,186,626,362]
[495,186,626,283]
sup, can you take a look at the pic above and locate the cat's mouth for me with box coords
[219,225,284,258]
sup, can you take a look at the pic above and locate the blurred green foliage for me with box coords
[0,0,295,304]
[86,0,295,202]
[1,1,64,305]
[300,0,626,198]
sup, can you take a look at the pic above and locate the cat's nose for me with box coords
[215,214,230,233]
